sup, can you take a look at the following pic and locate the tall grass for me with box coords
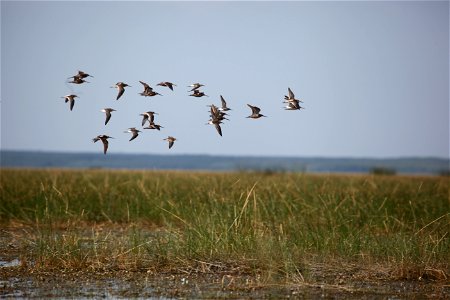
[1,169,448,281]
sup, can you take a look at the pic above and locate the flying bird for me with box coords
[139,81,161,97]
[190,89,208,98]
[140,111,158,126]
[219,95,231,111]
[112,82,130,100]
[69,70,93,79]
[246,104,267,119]
[100,108,116,125]
[284,87,303,103]
[61,94,78,111]
[188,83,204,91]
[157,82,176,91]
[92,135,113,154]
[284,100,304,110]
[144,122,164,131]
[68,77,89,84]
[206,119,223,137]
[163,136,176,149]
[124,127,141,141]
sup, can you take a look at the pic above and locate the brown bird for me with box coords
[68,70,93,79]
[124,127,141,141]
[111,82,130,100]
[190,89,208,98]
[188,83,204,91]
[68,77,89,84]
[157,81,176,91]
[284,87,303,103]
[61,94,78,111]
[140,111,158,126]
[144,122,164,131]
[163,136,176,149]
[139,81,161,97]
[284,100,304,110]
[246,104,267,119]
[101,108,116,125]
[92,135,113,154]
[219,95,231,111]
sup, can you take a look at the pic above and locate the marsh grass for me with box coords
[1,169,448,282]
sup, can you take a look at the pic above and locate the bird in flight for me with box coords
[100,108,116,125]
[157,81,176,91]
[124,127,141,141]
[140,111,158,127]
[61,94,78,111]
[92,135,113,154]
[246,104,267,119]
[163,136,176,149]
[190,89,208,98]
[188,83,204,91]
[112,82,130,100]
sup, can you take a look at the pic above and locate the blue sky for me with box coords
[1,1,449,158]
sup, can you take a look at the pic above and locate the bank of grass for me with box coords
[1,169,448,283]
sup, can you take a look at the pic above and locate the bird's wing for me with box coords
[93,137,100,143]
[130,131,139,141]
[105,111,112,125]
[69,99,75,111]
[248,104,260,114]
[220,96,227,108]
[102,139,109,154]
[117,86,125,100]
[139,81,150,90]
[215,123,222,136]
[141,115,148,126]
[288,88,295,99]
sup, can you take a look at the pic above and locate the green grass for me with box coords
[1,169,448,281]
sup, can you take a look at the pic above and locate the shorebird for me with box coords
[61,94,78,111]
[92,135,113,154]
[206,119,223,136]
[190,89,208,98]
[163,136,176,149]
[111,82,130,100]
[188,83,204,91]
[206,104,227,136]
[68,77,89,84]
[284,100,304,110]
[139,81,162,97]
[124,127,141,141]
[144,122,164,131]
[157,82,176,91]
[284,87,303,103]
[219,95,231,111]
[246,104,267,119]
[68,70,93,79]
[140,111,158,126]
[100,108,116,125]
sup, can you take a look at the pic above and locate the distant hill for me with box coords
[1,150,449,175]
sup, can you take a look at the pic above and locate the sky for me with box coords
[1,1,449,158]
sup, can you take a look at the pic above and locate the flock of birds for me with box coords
[62,70,305,154]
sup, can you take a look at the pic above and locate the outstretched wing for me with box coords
[288,87,295,99]
[141,115,149,126]
[105,111,112,125]
[116,86,125,100]
[247,104,260,114]
[102,139,109,154]
[129,131,139,141]
[215,123,222,137]
[220,95,227,108]
[168,140,174,149]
